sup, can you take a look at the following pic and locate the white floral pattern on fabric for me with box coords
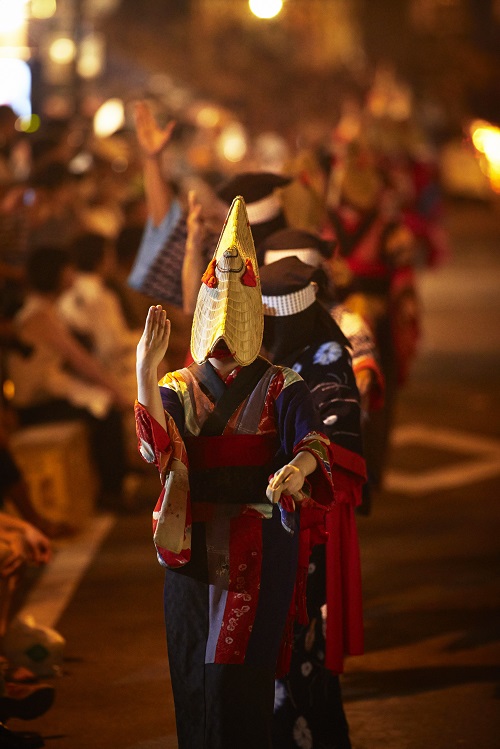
[274,680,287,712]
[323,413,338,426]
[293,716,313,749]
[301,661,313,677]
[313,341,343,366]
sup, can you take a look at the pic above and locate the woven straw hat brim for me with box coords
[191,279,263,365]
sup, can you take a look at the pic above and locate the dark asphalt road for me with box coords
[6,201,500,749]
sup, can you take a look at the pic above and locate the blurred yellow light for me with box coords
[196,105,221,129]
[490,168,500,193]
[16,114,41,133]
[481,130,500,164]
[0,0,26,34]
[471,120,500,165]
[472,119,500,194]
[93,98,125,138]
[249,0,283,19]
[217,124,248,163]
[49,37,76,65]
[31,0,57,19]
[3,379,15,401]
[77,33,105,79]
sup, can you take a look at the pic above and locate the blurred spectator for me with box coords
[59,232,140,390]
[0,511,51,641]
[109,225,152,331]
[7,245,128,509]
[28,162,83,249]
[323,139,419,500]
[0,507,54,749]
[0,105,30,184]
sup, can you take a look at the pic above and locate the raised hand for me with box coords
[134,100,176,158]
[137,305,171,374]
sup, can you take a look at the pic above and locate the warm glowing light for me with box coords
[31,0,57,19]
[49,37,77,65]
[480,130,500,163]
[77,33,105,79]
[16,114,40,133]
[0,0,27,34]
[470,119,500,194]
[69,151,93,175]
[217,123,248,163]
[93,98,125,138]
[196,105,222,129]
[249,0,283,20]
[3,379,15,401]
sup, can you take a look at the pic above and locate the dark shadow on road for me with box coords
[342,664,500,701]
[362,607,500,653]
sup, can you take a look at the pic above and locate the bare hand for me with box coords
[134,101,176,158]
[266,464,305,504]
[22,525,52,565]
[137,305,171,373]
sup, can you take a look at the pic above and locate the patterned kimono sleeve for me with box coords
[134,400,173,473]
[134,393,192,568]
[273,373,334,510]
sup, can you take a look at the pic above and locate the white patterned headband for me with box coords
[262,282,317,317]
[263,248,323,268]
[245,193,282,224]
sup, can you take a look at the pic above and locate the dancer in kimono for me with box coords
[259,254,365,749]
[135,197,335,749]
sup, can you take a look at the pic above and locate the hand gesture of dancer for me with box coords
[136,305,171,428]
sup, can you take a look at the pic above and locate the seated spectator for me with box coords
[0,511,54,749]
[7,246,129,510]
[59,232,140,400]
[0,511,51,641]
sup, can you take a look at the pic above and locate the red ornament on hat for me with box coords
[201,258,218,288]
[241,258,257,287]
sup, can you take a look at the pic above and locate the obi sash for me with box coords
[185,433,277,504]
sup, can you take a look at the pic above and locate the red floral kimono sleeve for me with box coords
[134,401,192,568]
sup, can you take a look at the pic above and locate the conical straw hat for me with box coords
[190,196,263,366]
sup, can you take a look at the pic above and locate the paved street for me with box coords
[6,201,500,748]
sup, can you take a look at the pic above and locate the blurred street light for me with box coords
[49,36,77,65]
[77,32,105,79]
[31,0,57,20]
[248,0,283,20]
[93,97,125,137]
[471,119,500,193]
[217,122,248,163]
[0,0,27,34]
